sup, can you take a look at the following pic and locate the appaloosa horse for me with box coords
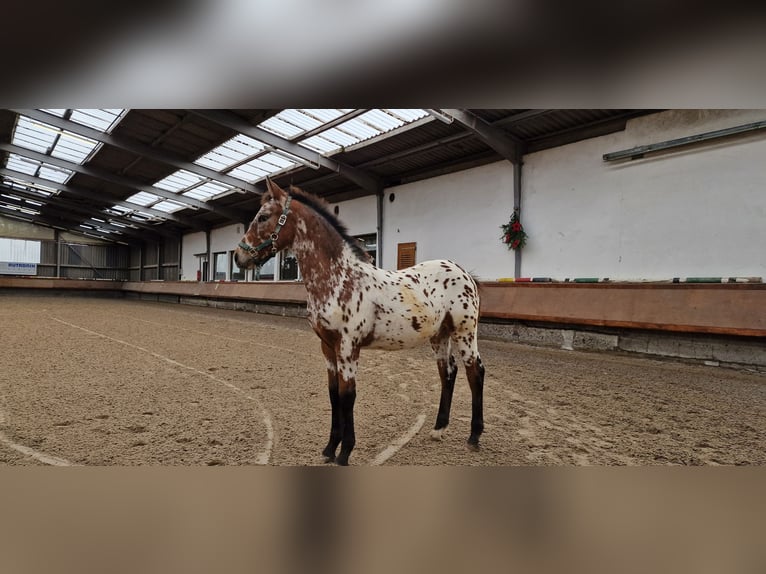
[234,179,485,465]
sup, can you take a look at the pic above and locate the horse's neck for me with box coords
[290,205,361,298]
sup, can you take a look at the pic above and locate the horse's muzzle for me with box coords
[234,248,255,270]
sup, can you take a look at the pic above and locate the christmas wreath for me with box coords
[500,211,527,250]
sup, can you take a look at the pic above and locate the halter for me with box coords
[238,196,292,259]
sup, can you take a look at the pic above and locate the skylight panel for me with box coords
[5,154,71,187]
[297,109,427,154]
[125,191,162,206]
[194,134,266,171]
[49,135,100,164]
[258,115,306,139]
[151,200,186,213]
[309,126,360,147]
[38,164,72,183]
[40,109,66,117]
[259,109,355,140]
[6,154,39,176]
[13,116,100,164]
[386,109,428,122]
[69,109,126,133]
[182,181,232,200]
[299,134,343,154]
[153,169,204,192]
[227,152,298,182]
[13,116,57,153]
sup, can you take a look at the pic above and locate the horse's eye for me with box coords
[257,214,270,223]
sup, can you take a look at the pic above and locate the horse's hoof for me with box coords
[467,437,480,452]
[322,455,335,463]
[336,457,349,466]
[430,428,446,441]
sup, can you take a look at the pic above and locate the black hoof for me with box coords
[336,453,350,466]
[467,435,480,452]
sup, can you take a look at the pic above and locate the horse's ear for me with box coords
[265,177,287,202]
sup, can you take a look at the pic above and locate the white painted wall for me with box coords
[181,231,206,281]
[330,195,377,236]
[381,161,516,280]
[177,109,766,283]
[522,109,766,280]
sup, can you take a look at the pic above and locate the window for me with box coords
[397,242,416,270]
[229,250,245,281]
[279,250,299,280]
[254,257,276,281]
[213,252,227,281]
[354,233,377,266]
[195,253,208,281]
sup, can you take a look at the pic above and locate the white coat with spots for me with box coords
[234,179,485,465]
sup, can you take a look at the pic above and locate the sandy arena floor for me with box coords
[0,295,763,466]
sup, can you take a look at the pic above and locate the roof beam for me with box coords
[0,142,244,222]
[11,109,261,195]
[0,184,175,240]
[291,109,369,141]
[0,205,130,244]
[190,110,383,193]
[0,193,145,239]
[0,167,191,225]
[440,109,524,163]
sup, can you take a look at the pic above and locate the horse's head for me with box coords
[234,178,294,270]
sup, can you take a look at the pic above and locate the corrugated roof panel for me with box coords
[40,109,66,118]
[358,109,404,132]
[13,116,100,164]
[385,109,429,122]
[312,127,360,147]
[125,191,162,206]
[50,135,100,164]
[194,134,266,171]
[299,134,342,154]
[6,154,39,176]
[258,115,305,139]
[302,109,354,122]
[183,181,232,200]
[13,116,58,153]
[227,151,298,182]
[153,169,204,192]
[334,118,380,140]
[152,199,187,213]
[259,109,354,140]
[69,109,126,133]
[38,164,72,184]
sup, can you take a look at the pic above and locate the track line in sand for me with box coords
[108,313,318,359]
[50,316,274,465]
[122,311,433,466]
[370,414,427,466]
[0,409,74,466]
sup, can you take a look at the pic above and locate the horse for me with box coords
[234,178,485,465]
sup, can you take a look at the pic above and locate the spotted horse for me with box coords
[234,179,485,465]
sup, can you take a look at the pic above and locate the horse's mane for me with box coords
[285,186,371,262]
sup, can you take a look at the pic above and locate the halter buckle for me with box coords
[277,214,287,226]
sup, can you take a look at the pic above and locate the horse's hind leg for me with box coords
[465,354,485,450]
[430,337,458,441]
[320,340,342,462]
[453,334,485,450]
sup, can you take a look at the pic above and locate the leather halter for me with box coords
[238,196,292,260]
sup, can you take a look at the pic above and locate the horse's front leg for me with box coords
[335,340,359,466]
[321,340,342,463]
